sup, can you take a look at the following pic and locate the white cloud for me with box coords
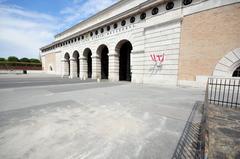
[0,5,56,22]
[0,4,59,58]
[0,0,118,58]
[60,0,117,25]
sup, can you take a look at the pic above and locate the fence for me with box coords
[172,101,205,159]
[206,77,240,108]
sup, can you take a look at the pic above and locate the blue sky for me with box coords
[0,0,117,58]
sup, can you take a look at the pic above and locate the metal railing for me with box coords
[172,101,205,159]
[172,77,240,159]
[203,77,240,158]
[207,77,240,108]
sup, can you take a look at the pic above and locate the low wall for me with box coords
[0,70,23,74]
[0,70,43,74]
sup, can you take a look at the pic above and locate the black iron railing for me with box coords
[207,77,240,108]
[172,101,205,159]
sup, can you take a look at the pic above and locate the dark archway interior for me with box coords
[77,58,80,77]
[87,51,92,78]
[64,53,70,76]
[83,49,92,78]
[232,65,240,77]
[73,52,80,77]
[119,41,132,81]
[100,46,109,79]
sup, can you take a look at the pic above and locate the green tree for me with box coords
[20,57,30,62]
[29,58,41,63]
[8,56,19,62]
[0,58,5,61]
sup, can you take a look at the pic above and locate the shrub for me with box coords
[29,58,41,63]
[8,56,19,62]
[20,57,30,62]
[0,58,5,61]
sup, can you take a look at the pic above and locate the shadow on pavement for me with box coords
[172,101,205,159]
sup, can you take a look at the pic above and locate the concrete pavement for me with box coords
[0,75,205,159]
[0,74,96,89]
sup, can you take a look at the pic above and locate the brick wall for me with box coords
[44,53,56,72]
[179,3,240,81]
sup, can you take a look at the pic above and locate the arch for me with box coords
[97,44,109,79]
[73,50,80,77]
[49,65,53,71]
[64,52,70,76]
[115,40,133,81]
[83,48,92,78]
[213,48,240,77]
[64,52,70,59]
[233,65,240,77]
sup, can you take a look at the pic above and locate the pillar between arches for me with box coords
[92,56,101,79]
[70,58,78,79]
[79,57,87,80]
[109,52,119,82]
[61,59,69,78]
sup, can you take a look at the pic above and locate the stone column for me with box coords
[92,56,101,79]
[70,58,77,78]
[61,59,69,78]
[109,51,119,82]
[131,50,144,83]
[79,57,88,80]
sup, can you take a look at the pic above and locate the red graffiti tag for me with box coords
[150,54,165,62]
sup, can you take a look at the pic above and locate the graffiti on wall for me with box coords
[149,53,166,74]
[150,54,165,63]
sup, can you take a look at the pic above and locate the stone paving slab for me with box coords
[207,104,240,159]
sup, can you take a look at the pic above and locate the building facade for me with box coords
[40,0,240,87]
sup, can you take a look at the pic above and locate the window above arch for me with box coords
[183,0,192,5]
[140,12,146,20]
[113,23,118,29]
[130,16,135,23]
[152,7,159,15]
[107,25,111,31]
[166,1,174,10]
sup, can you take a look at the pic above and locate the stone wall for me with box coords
[43,52,56,73]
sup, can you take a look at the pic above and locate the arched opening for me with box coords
[49,65,53,71]
[73,51,80,77]
[83,48,92,78]
[97,45,109,79]
[116,40,133,81]
[64,53,70,76]
[232,65,240,77]
[213,48,240,77]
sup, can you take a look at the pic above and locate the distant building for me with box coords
[40,0,240,86]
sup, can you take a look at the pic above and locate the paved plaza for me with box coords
[0,74,96,89]
[0,75,204,159]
